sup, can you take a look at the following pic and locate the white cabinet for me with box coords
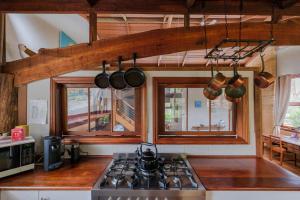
[39,191,90,200]
[1,190,39,200]
[0,190,90,200]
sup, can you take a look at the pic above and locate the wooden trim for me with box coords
[50,77,147,143]
[153,77,250,145]
[1,0,300,16]
[254,72,263,157]
[17,85,27,125]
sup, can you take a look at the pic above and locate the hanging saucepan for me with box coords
[254,53,275,88]
[94,60,110,89]
[124,53,146,87]
[109,56,127,90]
[225,64,246,103]
[203,63,222,100]
[229,61,244,88]
[208,60,226,90]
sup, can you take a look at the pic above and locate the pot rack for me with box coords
[204,0,275,61]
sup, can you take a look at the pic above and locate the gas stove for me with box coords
[92,153,205,200]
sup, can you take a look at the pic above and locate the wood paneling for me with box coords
[17,85,27,125]
[1,0,300,16]
[3,22,300,86]
[0,73,18,133]
[188,156,300,191]
[0,157,111,190]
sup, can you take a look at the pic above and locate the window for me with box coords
[153,77,249,144]
[283,76,300,129]
[50,77,147,144]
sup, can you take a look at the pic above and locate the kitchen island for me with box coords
[0,156,300,200]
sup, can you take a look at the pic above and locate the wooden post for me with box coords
[0,73,18,133]
[89,9,97,44]
[254,73,263,158]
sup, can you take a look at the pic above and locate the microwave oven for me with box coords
[0,136,35,178]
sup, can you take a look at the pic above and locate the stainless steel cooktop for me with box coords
[92,153,205,200]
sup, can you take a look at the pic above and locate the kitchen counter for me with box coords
[0,157,111,190]
[0,156,300,191]
[189,156,300,191]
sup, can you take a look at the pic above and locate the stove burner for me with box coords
[99,153,199,190]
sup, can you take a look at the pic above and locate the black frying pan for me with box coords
[109,56,127,90]
[94,61,110,89]
[124,53,146,88]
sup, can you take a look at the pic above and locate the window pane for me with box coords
[67,88,88,132]
[90,88,112,131]
[290,78,300,103]
[284,106,300,128]
[165,88,187,131]
[113,88,136,132]
[187,88,210,131]
[211,90,233,132]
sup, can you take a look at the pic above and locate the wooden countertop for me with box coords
[1,156,300,191]
[189,156,300,191]
[0,157,111,190]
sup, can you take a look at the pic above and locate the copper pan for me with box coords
[254,54,275,88]
[203,87,222,100]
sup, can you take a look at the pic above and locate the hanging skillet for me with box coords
[124,53,146,88]
[109,56,127,90]
[94,60,110,89]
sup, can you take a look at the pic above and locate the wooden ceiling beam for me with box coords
[3,22,300,86]
[89,10,97,43]
[1,0,300,16]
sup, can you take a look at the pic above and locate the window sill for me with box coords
[63,136,145,144]
[155,136,248,145]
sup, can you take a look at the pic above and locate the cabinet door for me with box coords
[1,190,39,200]
[39,191,91,200]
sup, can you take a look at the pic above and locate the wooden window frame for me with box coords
[153,77,249,145]
[282,74,300,130]
[50,77,147,144]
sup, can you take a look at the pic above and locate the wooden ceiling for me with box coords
[80,13,299,66]
[2,0,300,86]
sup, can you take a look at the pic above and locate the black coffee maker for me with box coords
[43,136,63,171]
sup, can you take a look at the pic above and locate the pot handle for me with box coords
[118,56,123,71]
[133,53,137,68]
[140,143,158,159]
[102,60,106,73]
[260,52,265,73]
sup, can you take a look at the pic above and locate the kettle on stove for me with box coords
[137,143,159,175]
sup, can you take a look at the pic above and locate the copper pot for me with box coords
[225,94,242,103]
[203,87,222,100]
[209,72,226,90]
[254,54,275,88]
[225,84,246,99]
[228,63,244,88]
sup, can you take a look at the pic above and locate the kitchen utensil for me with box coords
[225,84,246,99]
[94,61,110,89]
[124,53,146,88]
[254,53,275,88]
[109,56,127,90]
[137,143,158,174]
[203,63,222,100]
[208,60,226,90]
[229,62,244,88]
[203,87,222,100]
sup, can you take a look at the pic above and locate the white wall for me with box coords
[277,46,300,76]
[25,70,255,155]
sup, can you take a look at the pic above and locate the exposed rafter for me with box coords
[3,22,300,86]
[1,0,300,16]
